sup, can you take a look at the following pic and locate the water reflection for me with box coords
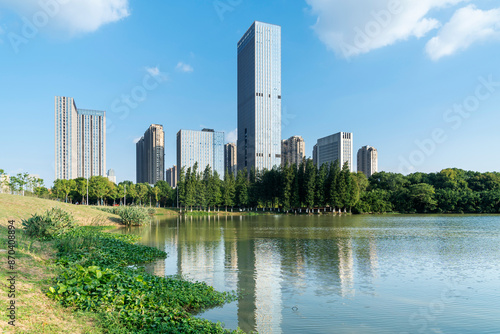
[120,214,500,334]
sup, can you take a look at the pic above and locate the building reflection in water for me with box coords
[141,216,380,333]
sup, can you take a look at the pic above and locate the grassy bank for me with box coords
[0,194,243,333]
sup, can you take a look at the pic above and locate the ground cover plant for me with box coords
[39,218,243,333]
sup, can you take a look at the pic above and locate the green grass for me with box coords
[0,194,246,333]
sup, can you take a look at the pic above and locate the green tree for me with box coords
[281,164,294,210]
[304,159,316,209]
[154,181,171,207]
[136,183,150,206]
[53,179,75,203]
[208,171,222,211]
[89,176,111,205]
[327,160,341,209]
[177,167,186,209]
[74,178,88,204]
[222,170,235,211]
[315,163,328,207]
[408,183,438,213]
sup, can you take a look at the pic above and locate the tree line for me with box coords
[3,164,500,214]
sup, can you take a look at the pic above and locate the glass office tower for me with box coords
[176,129,225,180]
[313,132,353,171]
[237,21,282,172]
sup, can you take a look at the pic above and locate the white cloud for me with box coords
[176,62,194,73]
[0,0,130,35]
[426,5,500,60]
[306,0,465,59]
[226,128,237,143]
[145,66,168,81]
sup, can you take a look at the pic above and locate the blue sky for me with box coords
[1,0,499,186]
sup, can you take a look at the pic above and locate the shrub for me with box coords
[117,206,149,226]
[22,208,75,240]
[147,207,156,215]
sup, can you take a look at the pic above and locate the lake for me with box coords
[117,214,500,334]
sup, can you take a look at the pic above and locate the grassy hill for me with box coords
[0,194,121,228]
[0,194,120,333]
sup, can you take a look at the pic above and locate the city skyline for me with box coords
[1,1,500,186]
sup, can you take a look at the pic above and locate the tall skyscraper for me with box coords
[357,146,378,178]
[166,165,177,188]
[237,21,281,173]
[224,143,237,176]
[177,129,224,179]
[313,132,353,171]
[281,136,305,166]
[55,96,106,180]
[136,124,165,184]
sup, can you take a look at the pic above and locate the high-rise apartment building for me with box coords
[237,21,282,173]
[136,124,165,184]
[55,96,106,180]
[224,143,237,176]
[177,129,224,179]
[281,136,305,166]
[77,109,106,178]
[313,132,353,171]
[357,146,378,178]
[166,165,177,188]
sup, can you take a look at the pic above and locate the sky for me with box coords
[0,0,499,186]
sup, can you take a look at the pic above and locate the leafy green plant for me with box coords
[54,227,165,268]
[22,207,75,240]
[47,226,242,333]
[47,265,240,333]
[117,206,149,226]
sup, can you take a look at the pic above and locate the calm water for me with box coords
[117,214,500,334]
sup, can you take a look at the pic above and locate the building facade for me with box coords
[107,169,116,184]
[55,96,106,180]
[313,132,353,171]
[281,136,305,166]
[177,129,224,179]
[357,146,378,178]
[55,96,78,180]
[136,124,165,184]
[237,21,282,173]
[224,143,237,176]
[77,109,106,179]
[166,165,177,188]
